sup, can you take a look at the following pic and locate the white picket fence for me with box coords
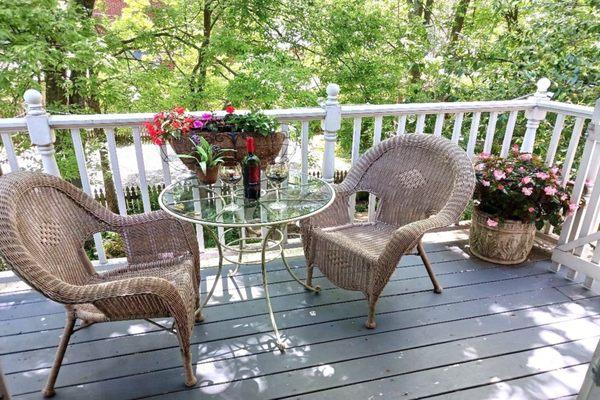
[0,79,598,290]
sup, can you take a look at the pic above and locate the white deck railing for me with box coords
[0,78,598,287]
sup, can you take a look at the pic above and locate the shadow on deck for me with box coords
[0,229,598,399]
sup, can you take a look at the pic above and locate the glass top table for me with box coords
[159,173,335,228]
[158,173,335,351]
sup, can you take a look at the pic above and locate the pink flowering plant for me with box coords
[473,145,576,230]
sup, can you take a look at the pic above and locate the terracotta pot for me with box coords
[190,130,285,168]
[469,207,536,265]
[195,165,220,185]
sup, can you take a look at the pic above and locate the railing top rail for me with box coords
[0,99,594,134]
[538,100,594,119]
[0,117,26,133]
[46,107,326,130]
[340,99,541,118]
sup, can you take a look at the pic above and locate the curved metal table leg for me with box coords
[261,225,286,352]
[195,227,224,320]
[281,248,321,293]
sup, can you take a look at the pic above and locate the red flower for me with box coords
[225,105,235,114]
[144,122,156,136]
[174,106,185,115]
[172,120,181,129]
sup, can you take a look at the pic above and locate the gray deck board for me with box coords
[1,234,597,399]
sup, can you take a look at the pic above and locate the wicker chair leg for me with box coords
[306,263,315,287]
[42,312,76,397]
[365,293,380,329]
[175,328,197,387]
[418,241,442,294]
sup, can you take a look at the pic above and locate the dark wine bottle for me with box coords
[242,137,261,201]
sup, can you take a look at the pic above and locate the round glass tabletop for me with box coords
[158,173,336,227]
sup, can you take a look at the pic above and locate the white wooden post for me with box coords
[321,84,341,183]
[522,78,552,153]
[24,89,60,176]
[576,338,600,400]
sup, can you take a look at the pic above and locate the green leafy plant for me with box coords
[226,111,278,137]
[177,137,231,174]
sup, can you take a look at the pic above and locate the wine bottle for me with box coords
[242,137,261,201]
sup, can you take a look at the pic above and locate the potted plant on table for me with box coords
[177,137,230,185]
[470,145,577,265]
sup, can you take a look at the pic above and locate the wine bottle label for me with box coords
[248,165,260,184]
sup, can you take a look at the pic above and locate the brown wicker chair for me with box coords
[301,134,475,328]
[0,171,201,397]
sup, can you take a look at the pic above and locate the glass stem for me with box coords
[276,185,280,203]
[231,185,236,205]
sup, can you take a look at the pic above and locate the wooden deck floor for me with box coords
[1,230,599,399]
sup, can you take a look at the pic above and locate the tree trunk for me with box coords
[189,2,214,107]
[449,0,471,44]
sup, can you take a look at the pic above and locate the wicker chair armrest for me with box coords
[379,213,453,267]
[301,184,352,230]
[52,276,180,305]
[110,211,199,267]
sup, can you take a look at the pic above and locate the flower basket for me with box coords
[469,207,536,265]
[189,130,284,169]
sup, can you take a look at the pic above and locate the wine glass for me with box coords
[266,158,289,211]
[219,162,242,212]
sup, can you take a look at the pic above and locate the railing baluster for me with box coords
[368,116,383,222]
[560,117,586,183]
[349,117,362,217]
[70,128,107,264]
[1,133,19,172]
[545,114,566,166]
[132,126,152,212]
[396,115,407,135]
[105,127,127,216]
[415,114,426,134]
[159,144,172,187]
[466,112,482,158]
[483,112,498,153]
[301,121,309,178]
[451,113,464,144]
[433,113,445,137]
[500,111,518,157]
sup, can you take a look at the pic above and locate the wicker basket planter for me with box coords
[169,131,284,171]
[469,207,536,265]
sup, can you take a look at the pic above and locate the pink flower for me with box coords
[544,186,557,196]
[497,184,505,191]
[560,193,568,201]
[475,163,486,171]
[511,144,520,153]
[486,218,498,227]
[506,166,514,174]
[192,119,204,129]
[535,172,549,180]
[585,179,593,188]
[519,153,532,161]
[568,203,578,213]
[550,166,559,175]
[521,176,531,184]
[481,180,490,187]
[519,166,526,172]
[528,207,535,213]
[478,152,491,160]
[522,187,533,196]
[493,170,506,180]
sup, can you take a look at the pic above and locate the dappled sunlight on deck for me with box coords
[1,233,599,399]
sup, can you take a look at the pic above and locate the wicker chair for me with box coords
[301,134,475,328]
[0,171,201,397]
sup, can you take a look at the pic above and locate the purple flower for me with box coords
[192,120,205,129]
[200,113,213,121]
[190,134,200,144]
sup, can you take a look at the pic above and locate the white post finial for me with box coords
[321,83,341,183]
[522,78,552,153]
[24,89,60,176]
